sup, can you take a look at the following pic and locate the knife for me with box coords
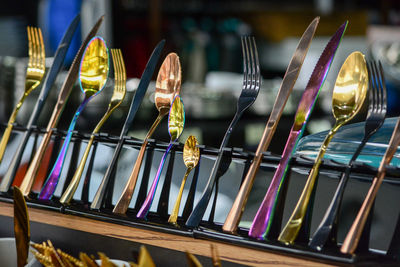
[13,15,105,196]
[90,39,165,210]
[13,186,30,267]
[341,118,400,254]
[0,14,80,193]
[222,17,320,234]
[249,21,348,240]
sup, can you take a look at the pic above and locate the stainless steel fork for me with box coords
[186,36,261,227]
[309,61,387,250]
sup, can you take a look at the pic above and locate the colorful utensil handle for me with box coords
[249,129,300,239]
[137,141,174,218]
[39,98,90,200]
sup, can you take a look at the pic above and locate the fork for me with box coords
[186,36,261,227]
[58,49,127,204]
[0,26,45,163]
[309,61,387,250]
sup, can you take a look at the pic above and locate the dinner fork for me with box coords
[0,26,45,163]
[59,49,127,204]
[186,36,261,227]
[309,61,387,250]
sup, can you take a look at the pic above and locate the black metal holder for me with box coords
[0,124,399,265]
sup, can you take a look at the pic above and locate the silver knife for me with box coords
[222,17,320,234]
[90,40,165,210]
[0,14,80,192]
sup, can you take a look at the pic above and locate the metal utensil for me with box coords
[13,186,30,267]
[111,53,181,214]
[168,135,200,225]
[0,26,45,163]
[38,36,109,200]
[186,36,261,228]
[309,60,387,250]
[59,49,126,204]
[0,15,79,193]
[137,95,185,218]
[89,40,165,210]
[248,22,348,240]
[222,17,319,234]
[15,16,104,196]
[341,75,397,256]
[278,50,368,245]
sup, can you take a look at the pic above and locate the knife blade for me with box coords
[13,186,30,267]
[249,21,348,240]
[90,39,165,210]
[222,17,320,234]
[12,15,105,196]
[0,14,80,192]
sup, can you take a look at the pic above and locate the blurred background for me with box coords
[1,0,400,154]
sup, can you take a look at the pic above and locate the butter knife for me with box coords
[15,15,105,196]
[249,21,347,240]
[0,14,80,193]
[13,186,30,267]
[90,40,165,210]
[222,17,320,234]
[341,118,400,254]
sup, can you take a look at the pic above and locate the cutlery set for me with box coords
[0,14,399,264]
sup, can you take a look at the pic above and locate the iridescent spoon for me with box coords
[168,135,200,225]
[110,53,181,213]
[278,51,368,245]
[38,36,109,200]
[137,95,185,219]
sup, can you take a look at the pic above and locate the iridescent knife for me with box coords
[14,16,105,196]
[0,14,80,193]
[222,17,320,234]
[90,40,165,210]
[249,21,348,240]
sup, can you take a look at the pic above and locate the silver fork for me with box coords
[186,36,261,227]
[309,60,387,250]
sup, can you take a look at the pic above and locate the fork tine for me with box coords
[119,50,127,83]
[37,28,45,70]
[245,37,252,87]
[111,50,119,89]
[27,27,33,68]
[372,61,382,114]
[251,36,261,86]
[116,50,123,92]
[378,61,387,115]
[371,61,379,114]
[33,27,40,69]
[241,37,247,87]
[248,37,256,89]
[366,62,374,116]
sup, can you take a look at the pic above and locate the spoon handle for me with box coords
[309,135,368,249]
[60,106,114,204]
[168,167,192,224]
[186,111,243,227]
[39,98,90,200]
[111,110,168,214]
[278,122,341,244]
[137,141,174,218]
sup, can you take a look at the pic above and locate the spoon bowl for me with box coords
[278,51,368,244]
[168,135,200,225]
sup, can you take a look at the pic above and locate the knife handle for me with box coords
[222,121,277,233]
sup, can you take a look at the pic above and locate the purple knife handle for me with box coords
[249,129,300,239]
[137,141,174,218]
[39,98,90,200]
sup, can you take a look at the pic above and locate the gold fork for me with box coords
[0,26,45,163]
[59,49,127,204]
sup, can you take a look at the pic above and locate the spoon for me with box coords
[38,36,109,200]
[59,49,127,205]
[111,53,181,214]
[278,51,368,245]
[137,95,185,219]
[168,135,200,225]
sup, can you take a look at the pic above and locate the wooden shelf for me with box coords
[0,202,334,266]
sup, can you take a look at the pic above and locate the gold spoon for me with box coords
[59,49,127,205]
[38,36,109,200]
[110,53,181,214]
[168,135,200,225]
[278,51,368,244]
